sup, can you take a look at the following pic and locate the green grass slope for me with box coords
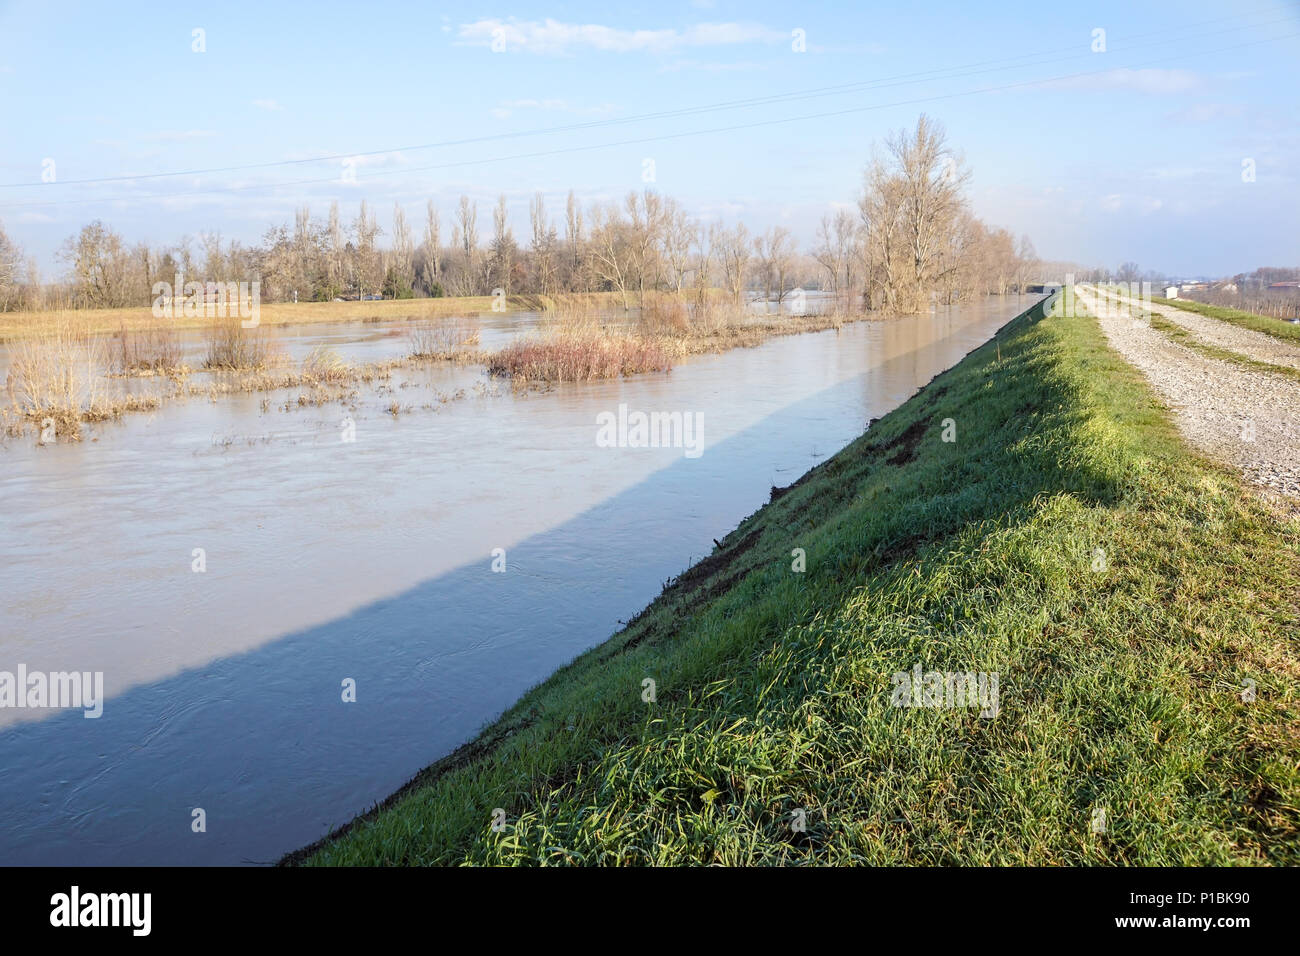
[292,296,1299,866]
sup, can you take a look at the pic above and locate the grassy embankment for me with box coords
[289,293,1299,866]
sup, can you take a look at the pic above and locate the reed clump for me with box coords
[300,346,354,385]
[486,329,672,382]
[204,319,278,370]
[408,318,482,362]
[4,320,106,440]
[110,322,186,375]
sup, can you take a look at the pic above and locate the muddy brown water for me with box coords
[0,295,1041,864]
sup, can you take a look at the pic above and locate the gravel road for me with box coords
[1077,286,1300,503]
[1097,289,1300,369]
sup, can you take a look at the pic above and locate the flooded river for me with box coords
[0,295,1039,864]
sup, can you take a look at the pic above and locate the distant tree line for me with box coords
[2,115,1162,316]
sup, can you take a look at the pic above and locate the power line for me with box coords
[2,27,1295,210]
[0,7,1291,193]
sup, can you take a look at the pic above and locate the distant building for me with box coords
[1268,280,1300,289]
[1164,286,1178,299]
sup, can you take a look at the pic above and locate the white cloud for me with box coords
[252,99,285,111]
[457,18,786,55]
[1040,68,1204,95]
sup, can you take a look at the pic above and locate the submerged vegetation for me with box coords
[487,331,673,382]
[290,295,1299,866]
[408,317,481,362]
[300,346,354,385]
[4,320,106,440]
[203,318,275,370]
[3,289,870,439]
[110,322,185,376]
[485,292,851,384]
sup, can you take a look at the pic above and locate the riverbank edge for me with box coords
[279,293,1057,865]
[288,287,1297,865]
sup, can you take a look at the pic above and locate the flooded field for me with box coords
[0,295,1040,864]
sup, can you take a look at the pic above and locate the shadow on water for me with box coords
[0,312,1029,865]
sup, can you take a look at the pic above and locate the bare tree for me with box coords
[352,200,382,300]
[564,190,585,291]
[292,206,317,297]
[715,223,752,305]
[0,219,24,311]
[755,225,796,307]
[623,190,665,308]
[529,192,558,295]
[1116,261,1142,283]
[388,203,414,297]
[59,220,133,308]
[858,155,903,310]
[859,115,968,312]
[490,194,516,294]
[1015,234,1037,292]
[691,224,715,309]
[327,201,345,298]
[660,198,695,294]
[588,203,635,309]
[420,200,442,294]
[452,195,480,296]
[894,115,968,310]
[814,209,858,297]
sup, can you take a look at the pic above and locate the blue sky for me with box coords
[1,0,1298,277]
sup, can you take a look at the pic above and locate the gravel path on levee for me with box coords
[1094,288,1300,369]
[1076,286,1300,504]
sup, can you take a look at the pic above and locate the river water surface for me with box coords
[0,295,1039,864]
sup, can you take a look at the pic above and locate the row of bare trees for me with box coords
[3,116,1057,314]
